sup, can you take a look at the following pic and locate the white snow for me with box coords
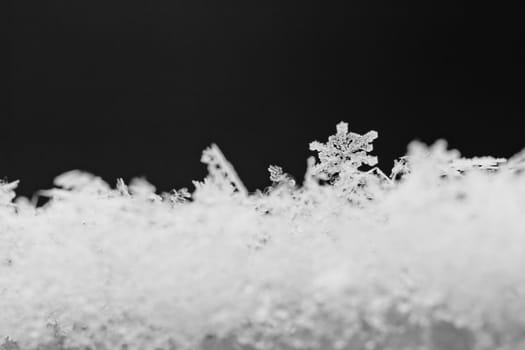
[1,122,524,350]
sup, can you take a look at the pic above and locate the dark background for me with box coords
[2,1,524,197]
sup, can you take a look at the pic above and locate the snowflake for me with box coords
[162,188,191,205]
[197,143,247,196]
[390,156,411,180]
[268,165,295,187]
[403,140,507,177]
[309,121,378,181]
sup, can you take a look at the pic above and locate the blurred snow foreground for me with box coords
[1,123,525,350]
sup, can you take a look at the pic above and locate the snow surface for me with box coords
[1,122,525,350]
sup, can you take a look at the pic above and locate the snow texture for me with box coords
[1,122,525,350]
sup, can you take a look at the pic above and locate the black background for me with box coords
[3,1,525,197]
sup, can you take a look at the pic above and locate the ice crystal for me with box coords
[390,157,410,180]
[195,143,247,198]
[0,180,18,206]
[309,121,378,181]
[307,122,383,204]
[1,121,525,350]
[162,188,191,205]
[268,165,296,188]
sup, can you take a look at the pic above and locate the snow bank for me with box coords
[1,123,525,350]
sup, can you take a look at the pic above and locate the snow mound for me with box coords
[1,122,525,350]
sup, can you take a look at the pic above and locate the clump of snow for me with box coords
[1,122,525,350]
